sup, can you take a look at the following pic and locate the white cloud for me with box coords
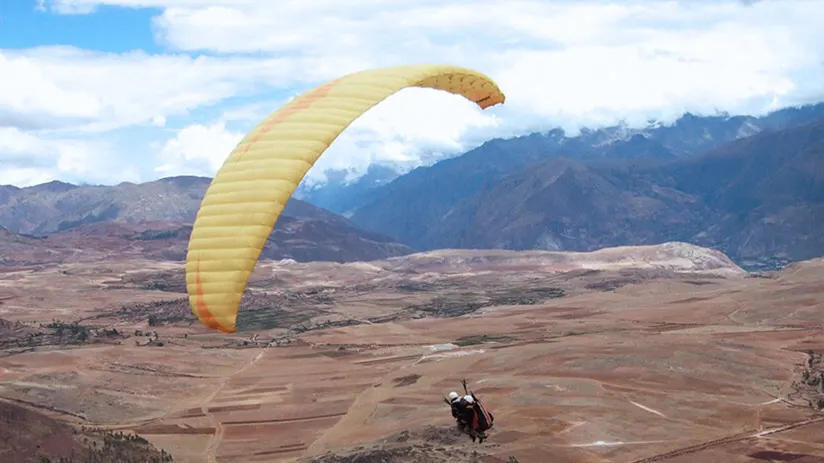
[0,167,61,187]
[300,88,504,186]
[0,47,317,134]
[155,121,243,177]
[160,88,503,187]
[0,127,139,186]
[5,0,824,188]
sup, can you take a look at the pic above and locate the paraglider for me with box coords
[185,64,506,333]
[443,379,495,443]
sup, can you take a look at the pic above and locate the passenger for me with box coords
[463,390,494,443]
[460,395,483,442]
[444,380,495,443]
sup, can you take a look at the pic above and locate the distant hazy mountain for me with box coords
[293,163,401,216]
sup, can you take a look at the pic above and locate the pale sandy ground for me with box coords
[0,243,823,462]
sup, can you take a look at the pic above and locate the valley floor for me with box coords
[1,246,823,462]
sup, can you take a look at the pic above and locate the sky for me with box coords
[1,0,823,188]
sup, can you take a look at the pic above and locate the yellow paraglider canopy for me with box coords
[185,64,506,333]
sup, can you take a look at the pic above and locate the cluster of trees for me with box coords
[1,320,123,350]
[37,430,173,463]
[801,350,824,409]
[43,320,90,341]
[117,298,191,326]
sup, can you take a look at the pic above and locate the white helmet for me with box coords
[463,395,474,403]
[448,391,459,401]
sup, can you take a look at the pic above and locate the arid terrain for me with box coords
[1,242,823,462]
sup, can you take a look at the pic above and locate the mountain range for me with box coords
[2,102,823,270]
[0,177,412,265]
[297,103,824,216]
[345,103,824,270]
